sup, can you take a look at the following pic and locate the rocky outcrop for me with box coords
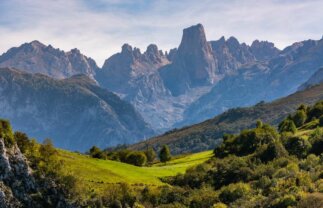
[0,41,99,79]
[0,138,35,208]
[0,68,154,151]
[210,36,256,75]
[250,40,280,61]
[97,43,170,95]
[159,24,217,96]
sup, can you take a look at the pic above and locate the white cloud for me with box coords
[0,0,322,66]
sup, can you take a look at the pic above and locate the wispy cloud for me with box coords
[0,0,322,66]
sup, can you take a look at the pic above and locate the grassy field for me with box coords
[58,149,213,195]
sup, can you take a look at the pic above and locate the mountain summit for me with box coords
[0,41,99,79]
[160,24,217,96]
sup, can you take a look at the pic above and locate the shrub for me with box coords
[0,119,14,147]
[215,125,279,157]
[308,101,323,121]
[284,136,311,158]
[255,141,288,162]
[292,110,307,127]
[212,203,227,208]
[212,156,253,189]
[89,146,106,159]
[126,152,147,166]
[270,194,297,208]
[14,131,31,153]
[309,128,323,155]
[278,119,297,134]
[298,193,323,208]
[219,182,251,204]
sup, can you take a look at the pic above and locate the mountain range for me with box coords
[0,68,153,151]
[0,23,322,151]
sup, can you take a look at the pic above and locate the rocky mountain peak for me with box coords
[250,40,280,60]
[29,40,46,49]
[227,36,240,48]
[178,23,211,54]
[159,23,217,96]
[0,41,99,79]
[146,44,159,55]
[69,48,81,54]
[121,43,133,54]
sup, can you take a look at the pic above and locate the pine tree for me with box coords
[159,145,171,163]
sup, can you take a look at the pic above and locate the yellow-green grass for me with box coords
[57,150,213,195]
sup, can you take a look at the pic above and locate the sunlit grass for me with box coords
[58,149,213,196]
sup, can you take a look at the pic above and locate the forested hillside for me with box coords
[130,83,323,154]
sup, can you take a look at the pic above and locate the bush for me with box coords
[89,146,106,159]
[278,119,297,134]
[14,131,31,153]
[215,124,279,157]
[270,194,297,208]
[298,193,323,208]
[219,182,251,204]
[212,156,253,189]
[126,152,147,166]
[284,136,311,158]
[0,119,14,147]
[292,110,307,127]
[308,101,323,121]
[212,203,227,208]
[255,141,288,162]
[309,128,323,155]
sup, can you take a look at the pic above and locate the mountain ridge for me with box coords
[130,83,323,154]
[0,67,154,151]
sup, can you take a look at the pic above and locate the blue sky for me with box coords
[0,0,322,66]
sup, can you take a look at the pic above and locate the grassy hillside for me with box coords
[130,83,323,154]
[57,149,213,195]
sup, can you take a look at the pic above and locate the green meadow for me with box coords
[58,149,213,195]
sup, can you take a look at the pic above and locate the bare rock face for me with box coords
[160,24,217,96]
[97,43,170,95]
[0,139,35,207]
[298,68,323,91]
[0,41,99,79]
[210,36,256,75]
[182,37,323,127]
[250,40,280,61]
[96,44,177,130]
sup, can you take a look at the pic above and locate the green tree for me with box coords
[219,182,251,204]
[278,119,297,134]
[89,146,105,159]
[284,136,311,158]
[145,147,156,164]
[292,110,307,127]
[309,128,323,155]
[126,152,147,166]
[38,139,62,177]
[14,131,31,153]
[159,145,171,163]
[308,101,323,121]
